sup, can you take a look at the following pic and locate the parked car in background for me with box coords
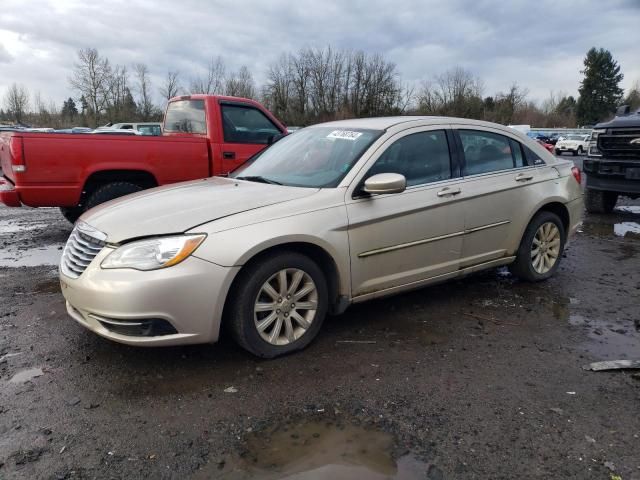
[583,106,640,212]
[59,116,583,358]
[537,139,555,154]
[91,129,142,135]
[555,134,590,156]
[97,122,163,136]
[0,95,286,222]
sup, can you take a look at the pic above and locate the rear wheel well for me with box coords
[222,242,343,328]
[80,170,157,205]
[535,202,570,233]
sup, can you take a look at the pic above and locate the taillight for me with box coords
[9,137,25,172]
[571,166,582,185]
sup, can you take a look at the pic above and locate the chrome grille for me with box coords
[61,223,107,278]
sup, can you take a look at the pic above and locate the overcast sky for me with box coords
[0,0,638,108]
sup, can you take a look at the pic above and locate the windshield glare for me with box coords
[230,127,382,188]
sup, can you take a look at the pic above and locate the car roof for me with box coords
[309,116,514,132]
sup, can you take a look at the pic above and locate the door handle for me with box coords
[515,173,534,182]
[223,151,236,160]
[437,187,462,197]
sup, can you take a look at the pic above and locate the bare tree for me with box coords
[69,48,112,127]
[134,63,154,120]
[105,65,134,122]
[159,70,181,101]
[4,83,29,124]
[190,57,226,94]
[225,66,256,98]
[416,67,483,118]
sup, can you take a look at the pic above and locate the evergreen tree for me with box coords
[556,95,577,117]
[576,48,624,125]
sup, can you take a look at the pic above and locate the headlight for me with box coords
[588,129,605,157]
[101,234,206,271]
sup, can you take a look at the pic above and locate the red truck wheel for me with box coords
[84,182,143,211]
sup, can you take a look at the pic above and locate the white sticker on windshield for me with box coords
[327,130,363,141]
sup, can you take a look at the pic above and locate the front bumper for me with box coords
[60,248,240,346]
[0,176,21,207]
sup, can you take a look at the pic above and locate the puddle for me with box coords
[0,244,63,267]
[613,222,640,237]
[204,419,427,479]
[0,220,48,234]
[552,297,640,359]
[9,368,44,383]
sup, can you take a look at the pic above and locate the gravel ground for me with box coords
[0,195,639,479]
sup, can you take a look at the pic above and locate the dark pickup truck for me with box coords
[584,106,640,213]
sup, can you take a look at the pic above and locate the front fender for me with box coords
[191,204,352,297]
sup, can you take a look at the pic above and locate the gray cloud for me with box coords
[0,42,13,63]
[0,0,638,107]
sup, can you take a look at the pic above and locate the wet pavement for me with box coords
[0,201,639,479]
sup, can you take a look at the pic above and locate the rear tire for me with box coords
[227,252,328,358]
[60,207,84,224]
[83,182,143,211]
[509,211,566,282]
[555,149,562,156]
[585,188,617,214]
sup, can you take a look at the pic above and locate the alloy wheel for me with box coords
[531,222,561,274]
[253,268,318,346]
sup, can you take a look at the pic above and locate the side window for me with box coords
[221,104,281,144]
[367,130,452,187]
[459,130,516,175]
[523,145,546,166]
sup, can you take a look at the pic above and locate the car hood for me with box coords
[81,177,319,243]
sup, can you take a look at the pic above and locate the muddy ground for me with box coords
[0,195,639,479]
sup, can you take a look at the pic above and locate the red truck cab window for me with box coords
[164,100,207,134]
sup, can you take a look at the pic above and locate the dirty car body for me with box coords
[59,117,583,357]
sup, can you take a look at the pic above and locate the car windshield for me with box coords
[230,127,382,188]
[566,134,585,140]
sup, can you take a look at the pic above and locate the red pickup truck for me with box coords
[0,95,286,222]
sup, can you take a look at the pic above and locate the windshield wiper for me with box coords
[234,175,283,185]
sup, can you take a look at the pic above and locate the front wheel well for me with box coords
[80,170,158,204]
[222,242,343,326]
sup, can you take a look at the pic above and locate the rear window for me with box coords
[164,100,206,134]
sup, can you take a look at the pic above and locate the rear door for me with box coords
[452,126,555,267]
[346,127,465,298]
[215,102,283,173]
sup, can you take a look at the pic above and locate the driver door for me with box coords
[346,127,465,298]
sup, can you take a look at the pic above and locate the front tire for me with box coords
[227,252,328,358]
[555,149,562,156]
[509,211,566,282]
[577,146,583,155]
[585,188,617,214]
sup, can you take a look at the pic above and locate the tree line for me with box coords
[2,46,638,129]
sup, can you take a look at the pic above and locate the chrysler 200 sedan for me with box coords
[59,117,583,358]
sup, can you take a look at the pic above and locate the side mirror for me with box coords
[363,173,407,195]
[268,133,285,145]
